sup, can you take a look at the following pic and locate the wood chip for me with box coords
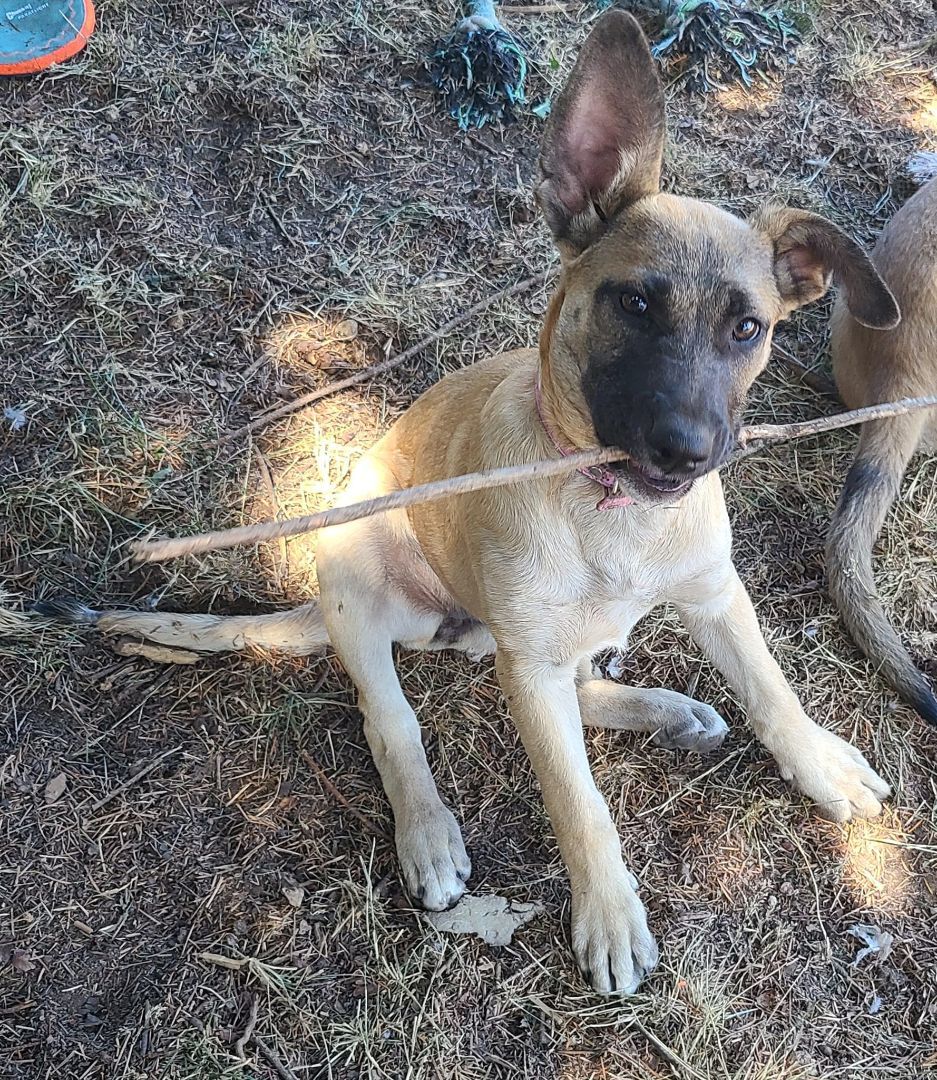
[11,949,35,973]
[112,637,201,665]
[44,772,67,804]
[282,885,304,908]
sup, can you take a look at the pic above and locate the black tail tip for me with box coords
[907,685,937,729]
[30,597,101,625]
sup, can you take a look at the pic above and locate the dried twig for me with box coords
[772,343,838,400]
[132,395,937,565]
[133,446,616,562]
[259,191,298,248]
[112,638,201,665]
[736,396,937,446]
[254,1035,300,1080]
[234,994,260,1061]
[503,3,579,12]
[630,1016,709,1080]
[218,269,553,445]
[87,746,182,814]
[300,749,390,841]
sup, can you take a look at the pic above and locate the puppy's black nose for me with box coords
[647,417,712,473]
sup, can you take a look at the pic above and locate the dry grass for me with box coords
[2,1,937,1078]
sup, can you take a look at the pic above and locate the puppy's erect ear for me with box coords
[753,206,900,330]
[536,11,665,261]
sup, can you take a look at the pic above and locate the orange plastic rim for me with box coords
[0,0,95,76]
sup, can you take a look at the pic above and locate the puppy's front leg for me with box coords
[675,568,890,821]
[496,651,658,994]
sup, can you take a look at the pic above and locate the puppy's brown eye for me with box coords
[623,292,648,316]
[733,317,761,343]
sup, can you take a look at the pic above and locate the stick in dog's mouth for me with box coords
[128,394,937,565]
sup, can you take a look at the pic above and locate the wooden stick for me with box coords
[736,395,937,446]
[86,746,181,813]
[133,447,620,563]
[217,269,553,445]
[503,3,580,12]
[254,1036,300,1080]
[300,750,390,841]
[234,994,259,1061]
[132,395,937,565]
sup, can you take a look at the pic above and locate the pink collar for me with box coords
[535,379,635,511]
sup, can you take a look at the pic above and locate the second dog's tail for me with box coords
[826,414,937,726]
[32,597,329,655]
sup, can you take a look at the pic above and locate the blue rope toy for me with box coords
[427,1,527,130]
[644,0,801,91]
[427,1,801,129]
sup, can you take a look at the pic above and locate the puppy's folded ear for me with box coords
[753,206,900,330]
[536,11,665,261]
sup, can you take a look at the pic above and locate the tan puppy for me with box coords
[828,170,937,725]
[44,14,898,994]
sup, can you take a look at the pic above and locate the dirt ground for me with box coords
[2,1,937,1077]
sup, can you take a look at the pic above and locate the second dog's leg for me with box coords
[324,604,471,910]
[576,660,727,751]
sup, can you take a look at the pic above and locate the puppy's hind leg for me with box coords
[576,660,728,752]
[322,592,471,911]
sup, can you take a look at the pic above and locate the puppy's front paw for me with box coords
[396,802,471,911]
[650,691,728,753]
[773,726,891,822]
[571,873,658,995]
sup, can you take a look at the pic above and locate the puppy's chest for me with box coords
[579,566,666,644]
[577,521,685,602]
[531,533,678,641]
[495,497,717,643]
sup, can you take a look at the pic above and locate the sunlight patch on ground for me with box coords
[839,814,914,914]
[905,76,937,137]
[263,311,365,376]
[248,311,390,599]
[714,80,782,114]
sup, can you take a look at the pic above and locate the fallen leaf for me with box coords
[605,651,625,680]
[332,318,358,341]
[11,949,35,973]
[3,405,27,431]
[198,952,247,971]
[426,895,541,946]
[282,885,304,909]
[848,923,894,966]
[44,772,67,804]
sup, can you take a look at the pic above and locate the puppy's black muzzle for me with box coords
[588,389,734,499]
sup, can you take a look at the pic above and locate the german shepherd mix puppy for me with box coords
[45,14,899,993]
[828,170,937,726]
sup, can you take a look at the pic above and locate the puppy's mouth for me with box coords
[605,459,696,500]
